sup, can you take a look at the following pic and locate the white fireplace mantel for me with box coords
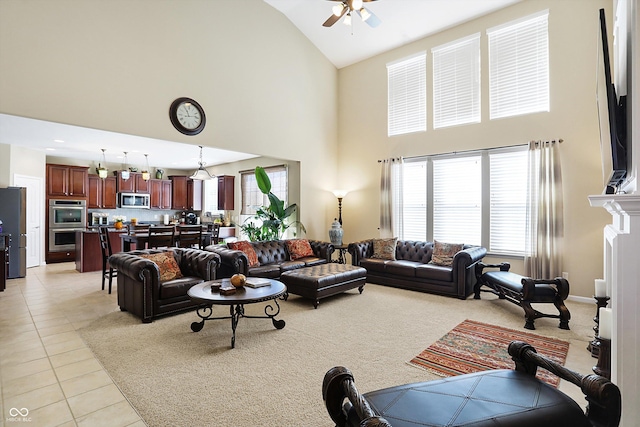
[589,193,640,426]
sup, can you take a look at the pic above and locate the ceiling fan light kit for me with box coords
[323,0,380,28]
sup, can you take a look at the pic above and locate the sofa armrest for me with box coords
[452,246,487,275]
[173,248,220,281]
[108,252,161,293]
[204,244,248,277]
[308,240,335,262]
[348,240,373,266]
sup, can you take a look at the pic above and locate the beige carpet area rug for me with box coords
[408,319,570,387]
[79,284,594,427]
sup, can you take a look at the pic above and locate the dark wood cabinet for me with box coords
[88,175,117,209]
[47,164,88,198]
[116,171,150,193]
[217,175,235,210]
[150,179,172,209]
[170,176,188,210]
[170,176,203,211]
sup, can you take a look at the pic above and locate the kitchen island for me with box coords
[75,228,126,273]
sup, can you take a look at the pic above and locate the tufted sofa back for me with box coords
[396,241,433,263]
[251,240,289,265]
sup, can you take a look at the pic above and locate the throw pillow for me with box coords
[429,240,464,266]
[286,239,315,260]
[228,241,260,268]
[371,237,398,260]
[139,252,183,282]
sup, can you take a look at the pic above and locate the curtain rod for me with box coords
[377,139,563,162]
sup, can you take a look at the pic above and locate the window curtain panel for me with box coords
[379,158,403,238]
[524,140,564,278]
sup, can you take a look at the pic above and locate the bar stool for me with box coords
[98,226,117,294]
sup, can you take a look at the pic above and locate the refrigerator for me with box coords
[0,187,27,278]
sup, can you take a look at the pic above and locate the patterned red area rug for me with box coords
[408,319,570,387]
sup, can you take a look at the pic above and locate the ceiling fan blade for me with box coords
[323,6,347,27]
[357,7,381,28]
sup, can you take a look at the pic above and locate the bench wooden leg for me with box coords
[554,298,571,330]
[522,301,537,330]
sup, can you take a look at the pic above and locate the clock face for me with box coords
[169,97,206,135]
[176,102,202,130]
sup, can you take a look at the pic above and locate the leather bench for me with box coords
[474,262,570,330]
[323,341,621,427]
[280,263,367,308]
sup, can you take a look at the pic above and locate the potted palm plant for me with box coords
[240,166,305,241]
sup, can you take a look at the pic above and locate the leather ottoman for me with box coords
[280,263,366,308]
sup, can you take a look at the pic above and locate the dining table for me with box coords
[119,226,212,252]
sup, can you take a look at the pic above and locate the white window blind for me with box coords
[387,53,427,136]
[488,10,549,119]
[432,156,482,245]
[432,33,481,129]
[240,166,287,215]
[402,161,427,240]
[489,149,528,254]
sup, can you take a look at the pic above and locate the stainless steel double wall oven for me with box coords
[48,199,86,252]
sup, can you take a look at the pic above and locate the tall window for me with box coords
[387,52,427,136]
[488,10,549,119]
[202,179,220,214]
[240,165,288,215]
[396,146,528,254]
[432,33,481,129]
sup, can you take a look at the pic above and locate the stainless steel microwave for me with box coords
[118,193,150,209]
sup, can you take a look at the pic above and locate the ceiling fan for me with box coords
[323,0,381,28]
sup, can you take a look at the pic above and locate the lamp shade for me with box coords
[333,190,348,199]
[190,167,214,180]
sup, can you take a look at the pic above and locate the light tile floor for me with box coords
[0,263,145,427]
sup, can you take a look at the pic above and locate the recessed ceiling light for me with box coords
[53,139,64,143]
[46,148,56,151]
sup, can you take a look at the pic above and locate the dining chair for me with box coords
[127,224,151,235]
[98,226,117,294]
[209,223,221,245]
[177,224,203,249]
[148,225,176,249]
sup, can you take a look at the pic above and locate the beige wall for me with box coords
[0,0,339,240]
[337,0,613,297]
[0,143,46,187]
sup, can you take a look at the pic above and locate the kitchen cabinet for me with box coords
[46,164,88,198]
[116,171,150,193]
[170,176,203,211]
[88,175,117,209]
[150,179,172,209]
[217,175,235,210]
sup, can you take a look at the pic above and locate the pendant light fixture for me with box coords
[121,152,130,181]
[190,145,215,180]
[97,148,108,179]
[141,154,151,181]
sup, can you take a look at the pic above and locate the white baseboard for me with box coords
[567,294,596,304]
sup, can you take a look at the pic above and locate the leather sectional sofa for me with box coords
[205,240,334,278]
[348,240,486,299]
[108,248,220,323]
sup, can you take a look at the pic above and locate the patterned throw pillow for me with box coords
[371,237,398,260]
[139,252,183,282]
[286,239,315,260]
[429,240,464,266]
[228,241,260,268]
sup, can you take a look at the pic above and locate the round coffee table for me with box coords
[188,279,287,348]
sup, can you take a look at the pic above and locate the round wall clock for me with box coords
[169,97,206,135]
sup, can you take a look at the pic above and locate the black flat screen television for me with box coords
[597,8,627,194]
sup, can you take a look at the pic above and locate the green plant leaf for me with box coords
[267,193,285,217]
[255,166,271,194]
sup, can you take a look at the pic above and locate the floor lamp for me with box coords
[332,190,348,226]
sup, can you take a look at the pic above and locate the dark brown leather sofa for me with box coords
[108,248,220,323]
[348,240,486,299]
[205,240,334,278]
